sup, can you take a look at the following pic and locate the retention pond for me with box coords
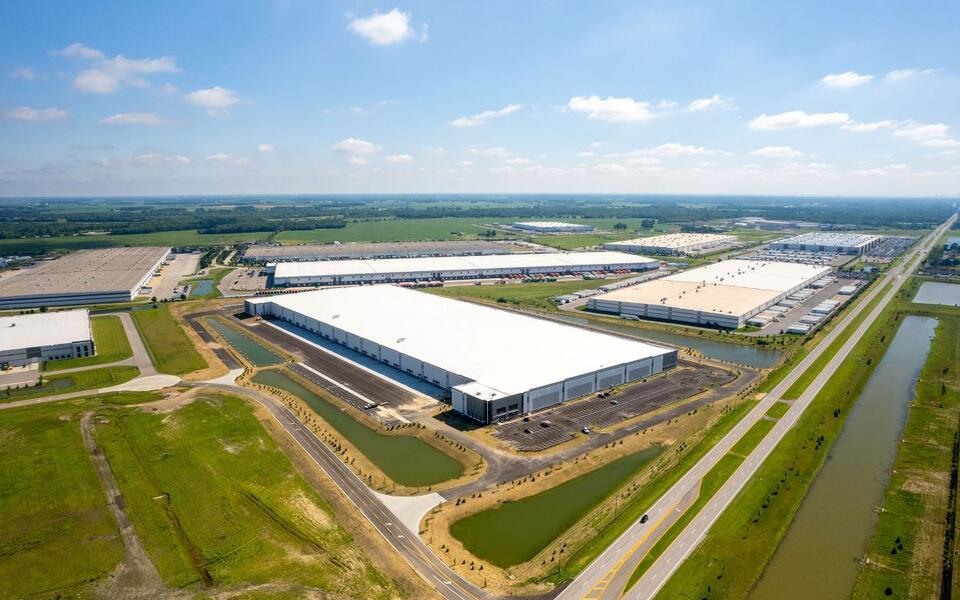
[913,281,960,307]
[205,318,284,367]
[751,315,937,600]
[553,314,783,369]
[251,368,464,488]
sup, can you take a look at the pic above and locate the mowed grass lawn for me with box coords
[45,315,132,371]
[275,217,496,244]
[0,365,140,403]
[0,400,124,598]
[430,277,622,311]
[95,393,398,597]
[131,305,206,375]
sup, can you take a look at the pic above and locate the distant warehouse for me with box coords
[242,240,511,263]
[0,247,168,309]
[603,233,737,256]
[0,309,93,367]
[769,232,881,255]
[588,259,831,329]
[512,221,594,233]
[245,285,676,423]
[267,251,658,287]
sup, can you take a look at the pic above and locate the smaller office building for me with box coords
[769,232,881,255]
[512,221,594,233]
[0,309,94,367]
[603,233,737,256]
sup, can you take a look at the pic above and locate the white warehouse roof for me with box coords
[604,233,736,251]
[247,285,671,398]
[0,309,92,353]
[270,251,656,280]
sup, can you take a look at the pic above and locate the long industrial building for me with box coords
[268,251,658,287]
[512,221,594,233]
[0,247,169,309]
[769,232,881,255]
[0,309,94,367]
[245,285,677,423]
[588,259,831,329]
[603,233,737,256]
[242,240,512,263]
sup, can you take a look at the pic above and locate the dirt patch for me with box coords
[135,387,203,414]
[290,489,334,530]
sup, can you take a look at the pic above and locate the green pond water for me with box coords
[913,281,960,307]
[205,318,284,367]
[251,369,464,488]
[751,315,937,600]
[451,446,663,567]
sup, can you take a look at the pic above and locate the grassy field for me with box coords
[0,229,272,255]
[131,305,207,375]
[0,399,124,598]
[275,217,497,244]
[451,447,662,568]
[45,315,132,371]
[94,393,398,596]
[0,365,140,403]
[853,306,960,599]
[651,296,905,599]
[430,278,613,311]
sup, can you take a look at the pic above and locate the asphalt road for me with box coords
[559,214,956,600]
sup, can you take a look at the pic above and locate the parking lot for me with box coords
[492,362,736,451]
[864,236,917,263]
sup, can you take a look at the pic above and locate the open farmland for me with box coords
[0,229,273,255]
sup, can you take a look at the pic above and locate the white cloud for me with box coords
[386,153,414,163]
[54,44,181,94]
[566,96,656,122]
[258,143,275,153]
[100,112,173,126]
[893,122,959,147]
[820,71,873,88]
[186,86,240,116]
[2,106,68,121]
[451,104,523,127]
[421,146,446,156]
[456,160,474,167]
[9,67,41,81]
[640,143,711,157]
[205,153,251,167]
[748,110,851,130]
[99,153,190,167]
[842,120,898,132]
[467,145,510,157]
[851,163,910,176]
[685,94,733,112]
[347,156,369,166]
[657,99,678,109]
[751,145,803,158]
[885,68,938,81]
[502,157,530,165]
[347,8,426,45]
[332,138,383,155]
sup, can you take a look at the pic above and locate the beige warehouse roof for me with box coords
[596,280,781,316]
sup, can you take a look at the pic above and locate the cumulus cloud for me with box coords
[451,104,523,127]
[748,110,851,130]
[851,163,910,176]
[467,145,510,157]
[2,106,68,121]
[566,96,656,122]
[53,43,180,94]
[885,68,938,81]
[186,86,240,116]
[9,67,42,81]
[347,156,369,166]
[751,145,803,158]
[820,71,873,88]
[258,143,275,153]
[332,138,383,155]
[842,120,898,132]
[685,94,733,112]
[502,157,530,165]
[386,153,414,163]
[348,8,426,45]
[891,122,959,148]
[100,112,173,126]
[205,153,251,166]
[640,143,711,157]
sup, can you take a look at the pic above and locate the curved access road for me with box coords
[560,214,956,600]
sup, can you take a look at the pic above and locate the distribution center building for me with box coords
[0,309,94,367]
[242,240,512,263]
[512,221,594,233]
[0,247,169,309]
[603,233,737,256]
[768,232,881,255]
[245,285,677,423]
[267,251,658,287]
[587,259,831,329]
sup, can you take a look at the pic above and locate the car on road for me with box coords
[581,426,591,434]
[640,514,649,524]
[540,420,552,428]
[610,399,620,405]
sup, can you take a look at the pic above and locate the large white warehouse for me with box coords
[0,309,94,367]
[603,233,737,256]
[588,259,831,329]
[245,285,677,423]
[769,232,881,255]
[268,251,658,287]
[512,221,594,233]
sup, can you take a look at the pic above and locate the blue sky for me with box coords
[1,1,958,196]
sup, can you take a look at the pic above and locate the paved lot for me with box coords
[493,363,735,451]
[746,278,856,336]
[146,253,200,300]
